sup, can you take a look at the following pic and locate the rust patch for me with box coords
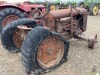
[12,25,31,48]
[2,15,19,27]
[37,36,64,69]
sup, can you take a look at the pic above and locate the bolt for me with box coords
[52,38,56,41]
[44,60,48,64]
[47,48,53,55]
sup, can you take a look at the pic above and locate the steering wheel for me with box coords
[31,8,49,20]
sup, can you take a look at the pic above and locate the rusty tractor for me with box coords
[77,0,100,16]
[1,6,97,75]
[0,1,46,33]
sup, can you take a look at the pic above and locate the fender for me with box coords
[0,4,46,13]
[0,4,27,12]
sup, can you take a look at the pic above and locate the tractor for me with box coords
[24,0,62,11]
[0,1,46,33]
[77,0,100,16]
[1,6,97,75]
[24,0,75,11]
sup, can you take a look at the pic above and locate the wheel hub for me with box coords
[3,15,19,27]
[37,36,64,69]
[93,6,98,15]
[12,25,32,48]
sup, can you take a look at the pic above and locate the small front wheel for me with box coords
[1,19,37,52]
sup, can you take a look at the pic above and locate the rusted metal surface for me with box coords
[42,7,97,48]
[37,36,64,69]
[0,3,46,20]
[43,16,78,38]
[45,9,77,21]
[75,7,88,15]
[43,7,88,33]
[88,34,97,49]
[70,5,74,38]
[0,3,46,12]
[12,25,31,48]
[45,7,88,21]
[2,15,19,27]
[19,4,45,12]
[82,14,88,31]
[74,34,97,49]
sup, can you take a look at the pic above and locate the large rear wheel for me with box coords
[21,26,69,75]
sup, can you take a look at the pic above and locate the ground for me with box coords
[0,12,100,75]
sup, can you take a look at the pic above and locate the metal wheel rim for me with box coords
[50,5,56,11]
[37,36,64,69]
[93,6,99,15]
[12,27,30,48]
[2,15,19,27]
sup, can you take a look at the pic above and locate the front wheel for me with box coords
[1,19,37,53]
[89,3,99,16]
[21,26,69,75]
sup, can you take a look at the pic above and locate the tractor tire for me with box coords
[77,1,85,8]
[21,26,69,75]
[1,19,37,53]
[0,8,27,33]
[89,3,99,16]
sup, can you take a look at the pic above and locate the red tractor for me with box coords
[1,6,97,75]
[0,1,46,32]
